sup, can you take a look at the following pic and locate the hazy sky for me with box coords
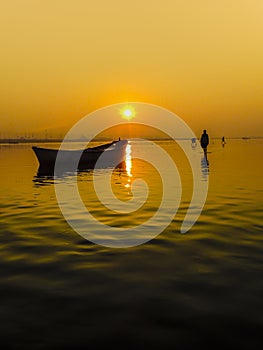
[1,0,263,138]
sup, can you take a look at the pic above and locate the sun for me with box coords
[123,109,132,118]
[120,105,135,120]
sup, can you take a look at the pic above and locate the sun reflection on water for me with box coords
[125,143,132,177]
[124,143,132,188]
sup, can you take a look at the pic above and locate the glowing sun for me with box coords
[120,106,135,120]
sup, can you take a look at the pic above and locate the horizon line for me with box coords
[0,136,262,144]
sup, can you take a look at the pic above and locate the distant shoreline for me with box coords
[0,136,262,144]
[0,138,110,144]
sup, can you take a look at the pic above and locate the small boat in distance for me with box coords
[32,139,128,172]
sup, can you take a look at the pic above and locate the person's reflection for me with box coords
[204,149,209,166]
[201,154,209,181]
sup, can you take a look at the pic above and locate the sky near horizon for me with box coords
[0,0,263,138]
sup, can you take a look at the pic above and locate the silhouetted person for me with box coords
[200,130,209,154]
[191,137,197,148]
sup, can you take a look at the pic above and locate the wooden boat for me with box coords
[32,139,128,172]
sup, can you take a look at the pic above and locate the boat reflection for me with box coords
[32,167,76,187]
[32,173,55,187]
[33,148,130,188]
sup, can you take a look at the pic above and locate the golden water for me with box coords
[0,139,262,348]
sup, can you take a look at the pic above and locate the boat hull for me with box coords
[32,140,128,173]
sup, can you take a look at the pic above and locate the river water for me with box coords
[0,139,262,349]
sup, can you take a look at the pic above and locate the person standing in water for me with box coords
[200,129,209,154]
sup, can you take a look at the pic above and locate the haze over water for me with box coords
[0,139,262,349]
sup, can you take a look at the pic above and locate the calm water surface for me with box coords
[0,139,263,349]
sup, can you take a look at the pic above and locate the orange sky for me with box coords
[1,0,263,138]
